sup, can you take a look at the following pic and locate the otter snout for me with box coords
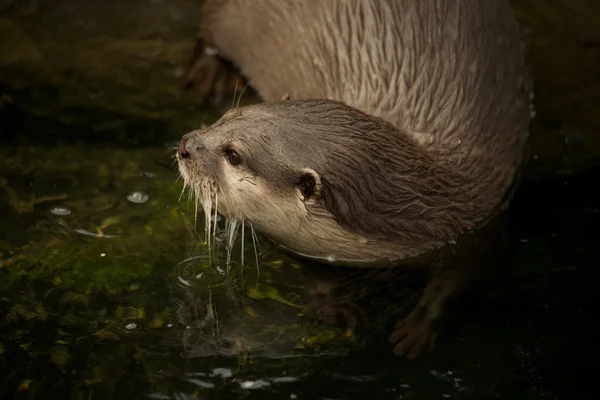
[177,131,207,161]
[176,130,220,184]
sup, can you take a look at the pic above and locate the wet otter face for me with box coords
[177,100,338,260]
[177,99,464,263]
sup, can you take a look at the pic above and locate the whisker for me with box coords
[178,182,187,202]
[186,185,194,211]
[251,223,263,256]
[231,80,239,110]
[236,82,251,109]
[250,223,260,290]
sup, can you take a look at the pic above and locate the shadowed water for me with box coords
[0,136,598,399]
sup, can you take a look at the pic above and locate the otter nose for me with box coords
[178,138,190,159]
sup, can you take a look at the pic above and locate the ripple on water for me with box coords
[168,254,239,291]
[49,206,72,216]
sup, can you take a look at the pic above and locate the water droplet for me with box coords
[124,322,137,330]
[100,253,106,257]
[240,380,271,390]
[127,191,149,204]
[186,379,215,389]
[186,372,207,377]
[50,206,71,216]
[212,368,232,379]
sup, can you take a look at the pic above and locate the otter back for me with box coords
[201,0,530,185]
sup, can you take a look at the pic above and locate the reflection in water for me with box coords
[168,205,509,361]
[0,147,598,399]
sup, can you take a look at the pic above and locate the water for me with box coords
[0,129,598,399]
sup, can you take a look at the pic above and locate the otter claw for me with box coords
[388,314,438,359]
[182,39,247,106]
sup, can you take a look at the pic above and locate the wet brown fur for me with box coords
[180,0,530,263]
[178,0,532,357]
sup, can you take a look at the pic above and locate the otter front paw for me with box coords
[182,39,247,106]
[388,308,438,359]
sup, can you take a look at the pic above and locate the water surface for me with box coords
[0,133,597,399]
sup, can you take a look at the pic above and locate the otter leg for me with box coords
[389,216,507,358]
[182,35,248,106]
[388,263,463,359]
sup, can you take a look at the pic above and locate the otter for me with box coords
[177,0,531,357]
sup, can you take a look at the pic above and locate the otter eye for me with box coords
[298,173,316,201]
[225,149,242,166]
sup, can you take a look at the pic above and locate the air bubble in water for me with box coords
[50,206,71,216]
[127,191,149,204]
[124,322,138,330]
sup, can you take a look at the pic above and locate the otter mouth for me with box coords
[176,137,260,270]
[176,146,220,245]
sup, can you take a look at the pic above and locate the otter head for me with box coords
[177,101,330,257]
[177,100,464,264]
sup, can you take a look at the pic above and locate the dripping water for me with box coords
[225,218,240,272]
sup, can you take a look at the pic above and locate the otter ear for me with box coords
[296,167,321,202]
